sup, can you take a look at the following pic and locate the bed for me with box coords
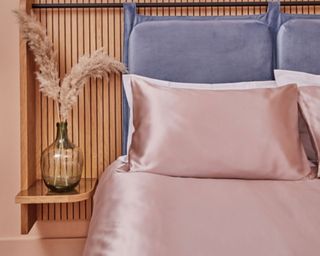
[83,2,320,255]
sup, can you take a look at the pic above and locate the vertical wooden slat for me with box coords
[46,0,57,221]
[199,0,206,16]
[84,0,93,219]
[35,0,42,221]
[71,0,80,221]
[174,0,181,16]
[52,0,66,222]
[180,0,187,16]
[115,0,122,158]
[90,1,97,180]
[97,0,104,177]
[63,0,73,221]
[78,0,87,221]
[163,0,169,15]
[194,0,200,15]
[109,0,116,163]
[41,0,51,222]
[316,2,320,13]
[102,2,110,169]
[85,0,98,220]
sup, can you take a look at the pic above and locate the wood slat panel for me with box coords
[25,0,320,224]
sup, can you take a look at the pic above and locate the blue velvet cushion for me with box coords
[129,20,273,83]
[277,19,320,74]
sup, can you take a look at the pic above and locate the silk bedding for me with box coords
[83,159,320,256]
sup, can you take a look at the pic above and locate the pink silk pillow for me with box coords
[123,74,277,154]
[127,76,313,180]
[298,86,320,177]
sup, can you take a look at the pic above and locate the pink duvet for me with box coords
[83,159,320,256]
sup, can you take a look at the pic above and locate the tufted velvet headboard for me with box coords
[122,1,320,154]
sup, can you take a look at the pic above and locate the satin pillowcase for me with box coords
[124,74,313,180]
[123,75,277,154]
[274,69,320,175]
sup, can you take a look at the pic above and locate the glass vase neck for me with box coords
[55,122,73,148]
[56,122,68,139]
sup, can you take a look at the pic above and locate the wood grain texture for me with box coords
[16,179,97,204]
[20,0,320,233]
[20,0,37,234]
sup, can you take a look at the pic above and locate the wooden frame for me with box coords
[19,0,37,234]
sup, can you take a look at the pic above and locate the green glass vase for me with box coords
[41,122,83,192]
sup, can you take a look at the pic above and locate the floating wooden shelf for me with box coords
[16,178,97,204]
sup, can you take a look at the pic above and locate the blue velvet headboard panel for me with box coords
[122,2,281,154]
[277,18,320,74]
[129,21,273,83]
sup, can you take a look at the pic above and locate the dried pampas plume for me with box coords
[14,10,127,122]
[14,10,60,101]
[60,49,126,121]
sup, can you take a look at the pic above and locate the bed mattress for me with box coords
[83,159,320,256]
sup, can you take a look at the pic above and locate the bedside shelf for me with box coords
[16,178,97,204]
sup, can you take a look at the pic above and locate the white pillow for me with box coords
[123,74,277,155]
[274,69,320,87]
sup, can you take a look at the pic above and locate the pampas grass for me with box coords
[14,10,60,101]
[15,10,127,121]
[60,49,126,121]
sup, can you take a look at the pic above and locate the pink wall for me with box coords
[0,1,86,254]
[0,0,22,238]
